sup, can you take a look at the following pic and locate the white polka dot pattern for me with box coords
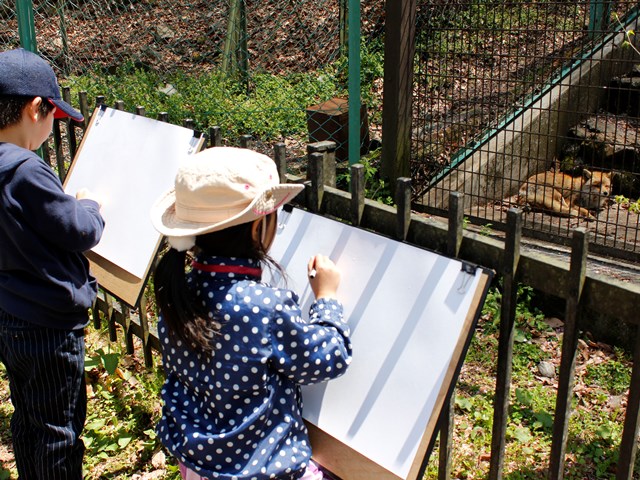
[157,255,352,479]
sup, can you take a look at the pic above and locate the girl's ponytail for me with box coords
[154,248,216,353]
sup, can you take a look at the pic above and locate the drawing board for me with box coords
[265,207,493,480]
[63,106,204,306]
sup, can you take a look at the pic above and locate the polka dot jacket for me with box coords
[157,255,353,480]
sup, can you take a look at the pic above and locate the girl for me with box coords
[150,146,352,480]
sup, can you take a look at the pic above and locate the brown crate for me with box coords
[306,97,370,162]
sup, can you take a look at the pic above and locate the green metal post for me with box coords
[16,0,37,52]
[16,0,42,157]
[589,0,610,39]
[347,0,361,166]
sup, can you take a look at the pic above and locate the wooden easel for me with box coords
[266,207,493,480]
[62,106,204,365]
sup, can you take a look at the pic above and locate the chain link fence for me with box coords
[412,0,640,261]
[2,0,384,164]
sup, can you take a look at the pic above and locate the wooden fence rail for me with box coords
[47,99,640,479]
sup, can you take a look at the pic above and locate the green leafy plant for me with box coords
[85,347,121,375]
[325,36,385,122]
[614,194,640,214]
[479,282,547,335]
[337,149,394,205]
[614,13,640,55]
[446,280,635,479]
[80,327,176,479]
[67,64,344,143]
[584,353,632,396]
[479,223,493,236]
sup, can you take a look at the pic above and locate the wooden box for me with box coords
[306,97,370,162]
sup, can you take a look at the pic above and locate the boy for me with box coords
[0,48,105,478]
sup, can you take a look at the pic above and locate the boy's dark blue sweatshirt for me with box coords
[0,142,105,330]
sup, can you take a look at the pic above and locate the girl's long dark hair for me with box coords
[154,214,283,353]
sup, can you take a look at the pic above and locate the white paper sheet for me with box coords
[64,107,201,279]
[265,208,485,479]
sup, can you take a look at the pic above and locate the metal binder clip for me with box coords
[187,133,203,154]
[457,262,476,293]
[94,104,107,126]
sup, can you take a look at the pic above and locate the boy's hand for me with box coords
[75,188,102,208]
[308,254,341,300]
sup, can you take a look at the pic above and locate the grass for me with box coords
[81,334,176,479]
[423,284,638,479]
[0,282,635,478]
[67,66,342,144]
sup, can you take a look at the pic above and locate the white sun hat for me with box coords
[150,147,304,249]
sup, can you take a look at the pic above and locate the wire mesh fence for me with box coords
[412,0,640,260]
[1,0,384,162]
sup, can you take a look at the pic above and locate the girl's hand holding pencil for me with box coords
[308,254,341,300]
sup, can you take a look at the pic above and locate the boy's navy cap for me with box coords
[0,48,83,122]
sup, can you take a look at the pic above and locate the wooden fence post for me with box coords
[307,152,325,213]
[121,302,135,355]
[549,228,589,480]
[489,207,522,480]
[616,326,640,479]
[62,86,78,159]
[240,134,253,149]
[78,91,89,129]
[447,192,464,258]
[307,141,337,188]
[396,177,411,241]
[381,0,415,183]
[274,142,287,184]
[91,301,102,330]
[437,191,465,480]
[138,294,154,368]
[52,115,65,180]
[106,294,118,342]
[209,126,222,147]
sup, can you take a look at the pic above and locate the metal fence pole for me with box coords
[16,0,37,52]
[347,0,361,166]
[16,0,40,157]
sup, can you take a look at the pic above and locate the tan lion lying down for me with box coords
[518,169,612,220]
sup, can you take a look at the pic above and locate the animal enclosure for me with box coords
[410,0,640,261]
